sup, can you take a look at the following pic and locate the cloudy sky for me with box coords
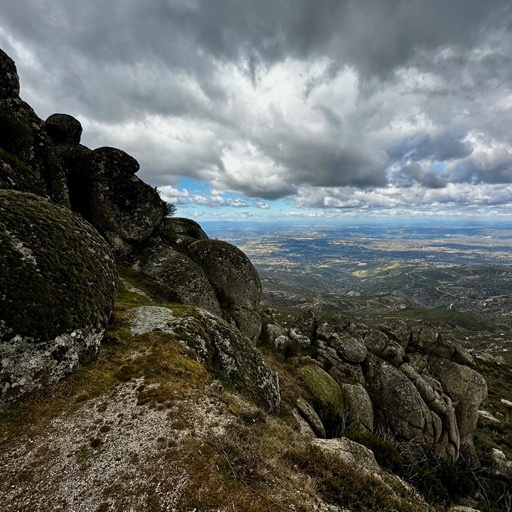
[2,1,512,221]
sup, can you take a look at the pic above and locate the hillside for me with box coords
[1,48,511,512]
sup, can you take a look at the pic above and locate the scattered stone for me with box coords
[206,380,224,397]
[490,448,512,479]
[313,437,380,474]
[478,410,501,425]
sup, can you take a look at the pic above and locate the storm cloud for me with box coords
[1,0,512,213]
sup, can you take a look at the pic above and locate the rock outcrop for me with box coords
[279,311,487,462]
[0,50,70,207]
[0,190,117,403]
[134,240,222,316]
[0,48,272,409]
[187,239,263,342]
[128,305,280,413]
[83,147,167,255]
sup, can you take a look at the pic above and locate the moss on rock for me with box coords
[298,365,345,437]
[187,239,263,341]
[0,190,117,341]
[0,146,46,196]
[128,304,281,414]
[0,190,117,404]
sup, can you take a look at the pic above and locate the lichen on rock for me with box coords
[132,239,221,316]
[0,190,117,405]
[129,305,281,414]
[81,147,168,255]
[187,239,263,342]
[0,50,70,207]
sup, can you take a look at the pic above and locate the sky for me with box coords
[1,1,512,221]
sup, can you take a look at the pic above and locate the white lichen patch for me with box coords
[129,306,176,336]
[0,328,103,407]
[4,230,38,267]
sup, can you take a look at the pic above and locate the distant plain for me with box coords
[203,218,512,356]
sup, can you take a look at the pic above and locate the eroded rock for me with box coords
[313,438,380,474]
[83,147,167,254]
[0,51,70,206]
[341,383,374,433]
[133,240,221,316]
[364,355,446,456]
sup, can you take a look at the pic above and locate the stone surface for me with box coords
[296,397,326,438]
[0,190,117,405]
[187,239,263,342]
[0,49,20,99]
[298,365,345,435]
[159,217,209,252]
[489,448,512,479]
[265,323,286,345]
[129,306,280,413]
[0,51,70,206]
[364,355,445,455]
[289,328,312,348]
[429,357,487,454]
[329,331,367,364]
[400,363,460,460]
[45,113,83,148]
[477,410,501,425]
[84,147,167,254]
[313,438,380,474]
[133,240,221,316]
[340,383,374,433]
[364,328,404,365]
[378,318,410,348]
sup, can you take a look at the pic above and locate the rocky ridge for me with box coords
[266,311,487,463]
[0,47,272,410]
[1,48,509,511]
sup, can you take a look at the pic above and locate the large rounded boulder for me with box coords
[159,217,209,252]
[364,354,451,457]
[187,239,263,342]
[428,357,487,459]
[133,240,222,316]
[45,113,83,148]
[0,190,117,405]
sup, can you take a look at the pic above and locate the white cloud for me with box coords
[2,0,512,216]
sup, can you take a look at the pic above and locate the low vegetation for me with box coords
[1,266,511,511]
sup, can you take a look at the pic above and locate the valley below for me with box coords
[204,218,512,362]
